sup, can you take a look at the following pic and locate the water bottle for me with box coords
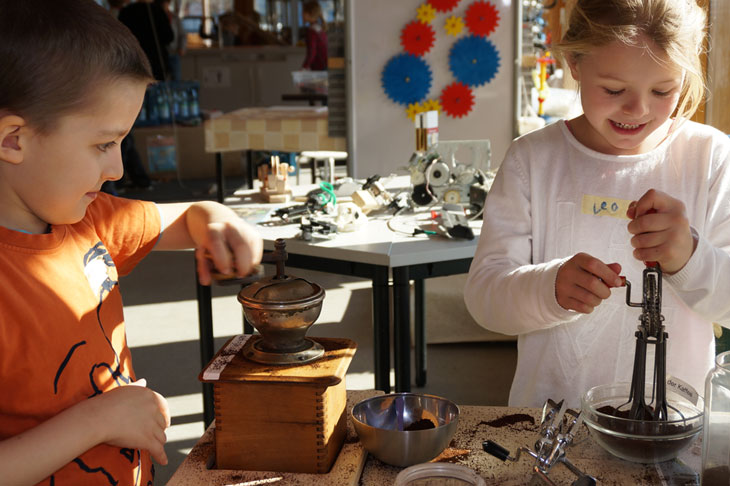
[701,350,730,485]
[157,86,171,125]
[189,85,200,119]
[179,86,190,121]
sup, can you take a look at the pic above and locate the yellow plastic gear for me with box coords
[443,189,462,204]
[416,3,437,24]
[444,15,464,36]
[422,98,441,114]
[406,102,423,121]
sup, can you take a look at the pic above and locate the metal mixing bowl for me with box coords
[581,382,703,463]
[351,393,459,467]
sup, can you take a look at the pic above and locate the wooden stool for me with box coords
[298,151,348,184]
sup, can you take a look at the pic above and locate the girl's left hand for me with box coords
[626,189,696,274]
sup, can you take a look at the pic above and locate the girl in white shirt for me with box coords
[464,0,730,407]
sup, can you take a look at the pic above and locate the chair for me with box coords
[298,151,348,184]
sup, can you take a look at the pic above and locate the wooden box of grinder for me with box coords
[200,335,357,473]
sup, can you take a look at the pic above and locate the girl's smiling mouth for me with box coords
[610,119,646,134]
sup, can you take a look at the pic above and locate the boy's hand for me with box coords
[627,189,695,274]
[556,253,623,314]
[195,218,263,285]
[89,379,171,465]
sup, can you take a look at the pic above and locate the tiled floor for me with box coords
[118,175,518,484]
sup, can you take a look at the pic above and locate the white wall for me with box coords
[347,0,515,179]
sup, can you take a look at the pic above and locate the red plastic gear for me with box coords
[440,82,474,118]
[464,0,500,37]
[401,21,436,56]
[427,0,461,12]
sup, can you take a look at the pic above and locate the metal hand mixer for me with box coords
[483,399,596,486]
[620,260,669,421]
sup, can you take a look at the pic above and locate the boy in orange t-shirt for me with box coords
[0,1,262,484]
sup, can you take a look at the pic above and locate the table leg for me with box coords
[393,267,411,392]
[372,266,391,392]
[195,269,215,427]
[215,152,224,204]
[246,149,255,189]
[415,278,427,387]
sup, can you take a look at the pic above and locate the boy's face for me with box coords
[568,36,684,156]
[1,78,146,233]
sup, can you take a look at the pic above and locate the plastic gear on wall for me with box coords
[448,34,500,87]
[464,0,500,37]
[401,21,436,56]
[382,53,433,105]
[406,99,442,121]
[406,102,423,121]
[427,0,461,12]
[422,98,442,113]
[440,82,474,118]
[416,2,437,24]
[444,15,464,36]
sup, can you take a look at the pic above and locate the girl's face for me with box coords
[568,36,684,156]
[0,78,146,233]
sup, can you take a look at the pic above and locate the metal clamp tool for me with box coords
[482,399,596,486]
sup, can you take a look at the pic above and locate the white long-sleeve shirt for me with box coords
[464,120,730,407]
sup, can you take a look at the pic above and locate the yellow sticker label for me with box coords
[581,195,631,220]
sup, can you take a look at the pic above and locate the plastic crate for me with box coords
[291,70,328,94]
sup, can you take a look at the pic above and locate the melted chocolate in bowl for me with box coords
[582,383,703,464]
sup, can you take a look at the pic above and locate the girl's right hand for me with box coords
[85,379,170,465]
[555,253,623,314]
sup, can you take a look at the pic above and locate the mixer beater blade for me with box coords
[622,262,669,421]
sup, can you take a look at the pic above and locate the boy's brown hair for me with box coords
[0,0,153,134]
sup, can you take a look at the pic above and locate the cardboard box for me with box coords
[133,125,246,180]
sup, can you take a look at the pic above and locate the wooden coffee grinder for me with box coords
[199,239,357,473]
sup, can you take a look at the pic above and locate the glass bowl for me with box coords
[581,382,703,463]
[394,463,485,486]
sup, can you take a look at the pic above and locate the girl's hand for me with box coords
[87,379,171,465]
[627,189,695,274]
[556,253,623,314]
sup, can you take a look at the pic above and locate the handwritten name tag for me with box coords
[581,195,631,220]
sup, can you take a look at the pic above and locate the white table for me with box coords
[196,179,481,425]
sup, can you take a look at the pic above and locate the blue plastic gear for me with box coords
[381,53,433,106]
[448,35,500,87]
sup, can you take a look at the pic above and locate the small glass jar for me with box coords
[702,350,730,485]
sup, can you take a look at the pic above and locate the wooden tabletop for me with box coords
[204,106,346,154]
[168,390,702,485]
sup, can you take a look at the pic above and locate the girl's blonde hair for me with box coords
[553,0,707,121]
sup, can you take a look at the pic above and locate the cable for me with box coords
[319,181,337,206]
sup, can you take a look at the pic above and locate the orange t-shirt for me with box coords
[0,193,161,485]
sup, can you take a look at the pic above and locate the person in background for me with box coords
[108,0,129,18]
[464,0,730,408]
[157,0,186,82]
[0,0,263,484]
[301,0,327,71]
[119,0,174,81]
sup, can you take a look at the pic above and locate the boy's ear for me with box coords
[0,115,27,165]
